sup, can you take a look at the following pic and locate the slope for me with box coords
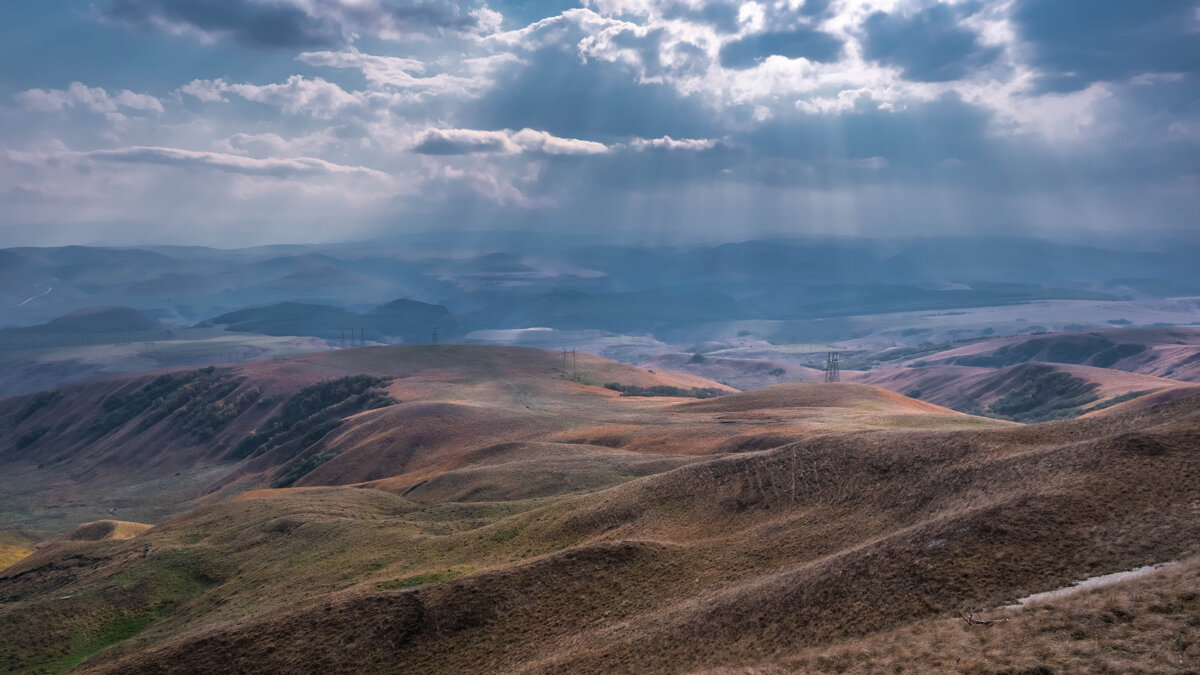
[2,392,1196,673]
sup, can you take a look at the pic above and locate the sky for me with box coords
[0,0,1197,247]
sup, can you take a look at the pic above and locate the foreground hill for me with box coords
[2,388,1197,672]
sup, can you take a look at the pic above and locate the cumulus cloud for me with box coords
[98,0,481,49]
[861,4,1002,82]
[627,136,724,152]
[16,82,164,114]
[181,75,366,117]
[298,49,516,97]
[412,128,610,155]
[719,28,843,69]
[9,145,389,180]
[1012,0,1200,92]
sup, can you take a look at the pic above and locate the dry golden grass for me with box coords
[0,531,40,572]
[64,520,153,542]
[3,346,1197,673]
[0,391,1193,673]
[731,554,1200,674]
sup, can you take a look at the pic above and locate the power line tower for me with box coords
[824,351,840,383]
[430,327,439,345]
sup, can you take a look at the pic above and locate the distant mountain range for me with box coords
[200,299,461,345]
[5,236,1200,341]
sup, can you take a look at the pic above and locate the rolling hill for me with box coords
[200,299,462,345]
[1,382,1197,672]
[2,344,1003,536]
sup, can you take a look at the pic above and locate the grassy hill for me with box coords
[0,389,1196,672]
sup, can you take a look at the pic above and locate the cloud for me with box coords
[1012,0,1200,92]
[861,4,1001,83]
[718,28,843,69]
[412,128,610,155]
[627,135,724,152]
[9,145,389,180]
[298,49,515,97]
[181,75,366,117]
[16,82,164,114]
[98,0,480,49]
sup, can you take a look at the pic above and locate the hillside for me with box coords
[856,361,1193,422]
[883,327,1200,381]
[1,389,1196,672]
[0,344,1001,535]
[200,298,462,345]
[0,307,169,346]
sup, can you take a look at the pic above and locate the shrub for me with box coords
[603,383,726,399]
[984,366,1099,423]
[229,376,394,460]
[1091,343,1147,368]
[272,450,338,488]
[16,427,50,449]
[16,391,60,423]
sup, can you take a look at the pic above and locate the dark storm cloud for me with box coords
[861,4,1000,82]
[718,28,843,69]
[99,0,476,49]
[1012,0,1200,92]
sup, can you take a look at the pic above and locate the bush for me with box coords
[17,391,61,423]
[1091,343,1147,368]
[16,427,50,449]
[984,366,1099,423]
[229,376,394,460]
[272,450,338,488]
[603,383,726,399]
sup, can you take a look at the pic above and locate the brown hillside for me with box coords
[857,361,1195,422]
[2,392,1196,673]
[674,381,956,414]
[3,346,993,534]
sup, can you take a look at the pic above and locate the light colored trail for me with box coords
[1006,562,1179,608]
[12,285,53,307]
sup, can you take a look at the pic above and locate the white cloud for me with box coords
[16,82,164,114]
[412,128,610,155]
[9,145,390,180]
[180,75,367,117]
[627,135,722,151]
[297,48,516,98]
